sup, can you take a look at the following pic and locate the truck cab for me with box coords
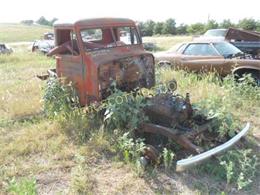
[50,18,155,106]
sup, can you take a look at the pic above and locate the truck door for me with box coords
[55,30,86,105]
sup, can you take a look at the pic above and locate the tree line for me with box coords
[21,17,260,36]
[138,18,260,36]
[21,16,58,26]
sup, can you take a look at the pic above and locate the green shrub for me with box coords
[197,149,258,190]
[101,88,149,132]
[194,96,240,138]
[42,78,79,117]
[220,149,258,190]
[117,132,146,163]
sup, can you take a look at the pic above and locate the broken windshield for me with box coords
[80,26,141,51]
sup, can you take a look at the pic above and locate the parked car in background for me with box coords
[0,43,13,54]
[43,32,54,40]
[203,29,227,40]
[195,28,260,59]
[31,40,54,54]
[154,40,260,85]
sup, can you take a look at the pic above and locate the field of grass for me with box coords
[143,35,192,50]
[0,36,259,194]
[0,23,52,42]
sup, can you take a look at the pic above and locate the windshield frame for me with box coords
[79,26,142,52]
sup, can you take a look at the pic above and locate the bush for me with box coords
[42,78,80,117]
[101,88,149,132]
[194,96,240,138]
[117,132,146,174]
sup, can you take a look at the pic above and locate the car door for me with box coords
[179,43,226,74]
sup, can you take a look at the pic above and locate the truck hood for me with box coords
[88,45,153,66]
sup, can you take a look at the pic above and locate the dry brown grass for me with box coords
[143,36,192,50]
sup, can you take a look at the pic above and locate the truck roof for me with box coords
[54,18,136,29]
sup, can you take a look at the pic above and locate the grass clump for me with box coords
[7,177,37,195]
[70,154,96,194]
[162,148,175,170]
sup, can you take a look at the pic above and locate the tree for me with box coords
[153,22,164,35]
[176,23,188,35]
[187,23,206,35]
[50,18,58,26]
[36,16,51,26]
[143,20,155,36]
[219,19,234,29]
[256,21,260,32]
[136,21,145,36]
[36,16,58,26]
[205,20,218,31]
[162,18,176,35]
[238,18,257,31]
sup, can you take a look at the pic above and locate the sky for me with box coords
[0,0,259,24]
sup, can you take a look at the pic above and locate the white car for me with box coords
[0,43,13,54]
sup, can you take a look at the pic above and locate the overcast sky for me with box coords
[0,0,259,24]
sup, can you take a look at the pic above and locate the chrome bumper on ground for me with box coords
[176,123,250,172]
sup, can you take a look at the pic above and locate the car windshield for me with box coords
[80,26,140,51]
[205,29,227,37]
[213,42,242,57]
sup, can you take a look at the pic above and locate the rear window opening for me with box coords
[54,29,80,56]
